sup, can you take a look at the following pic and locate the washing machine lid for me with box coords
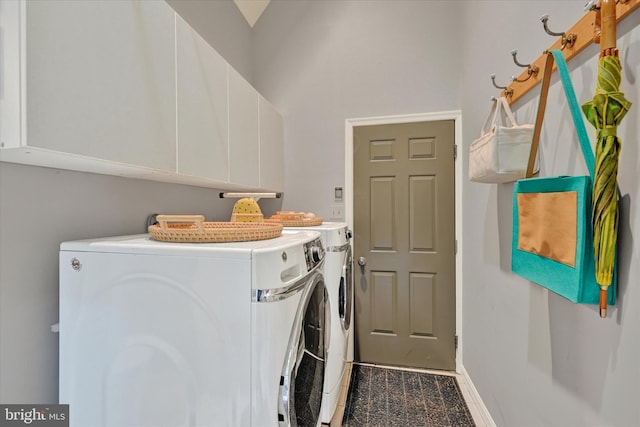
[282,222,349,248]
[60,231,322,259]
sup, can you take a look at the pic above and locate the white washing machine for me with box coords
[283,222,353,424]
[59,231,328,427]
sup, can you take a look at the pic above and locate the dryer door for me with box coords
[279,273,327,427]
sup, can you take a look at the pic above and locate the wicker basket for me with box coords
[265,217,324,227]
[149,215,282,243]
[276,211,305,221]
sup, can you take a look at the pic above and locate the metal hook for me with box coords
[540,14,564,36]
[490,74,514,97]
[509,50,539,82]
[510,74,529,84]
[586,0,628,11]
[540,14,577,49]
[584,0,599,11]
[510,49,531,68]
[490,74,507,89]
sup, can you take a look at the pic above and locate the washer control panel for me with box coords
[303,237,324,271]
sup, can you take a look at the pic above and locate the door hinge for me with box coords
[454,144,458,160]
[455,335,458,351]
[455,239,458,254]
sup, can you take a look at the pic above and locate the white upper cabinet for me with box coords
[0,0,283,192]
[228,69,260,188]
[259,96,284,192]
[23,0,176,170]
[176,16,229,182]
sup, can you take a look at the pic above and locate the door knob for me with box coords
[358,257,367,267]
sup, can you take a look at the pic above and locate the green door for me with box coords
[353,120,456,370]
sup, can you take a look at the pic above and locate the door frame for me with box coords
[344,110,463,372]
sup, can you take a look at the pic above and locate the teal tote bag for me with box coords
[511,50,616,305]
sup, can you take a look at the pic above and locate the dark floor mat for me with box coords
[342,364,475,427]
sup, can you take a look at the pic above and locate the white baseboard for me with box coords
[458,365,497,427]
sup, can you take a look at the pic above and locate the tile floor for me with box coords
[328,363,484,427]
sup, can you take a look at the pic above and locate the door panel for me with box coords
[410,273,435,336]
[410,176,436,251]
[371,271,396,333]
[370,177,396,250]
[354,120,455,370]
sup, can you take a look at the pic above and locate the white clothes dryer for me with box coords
[59,231,327,427]
[283,222,353,424]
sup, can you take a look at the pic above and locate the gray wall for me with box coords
[252,0,462,218]
[459,3,640,426]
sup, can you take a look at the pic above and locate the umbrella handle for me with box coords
[600,287,608,318]
[600,0,616,53]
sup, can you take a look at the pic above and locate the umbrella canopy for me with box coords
[581,1,632,318]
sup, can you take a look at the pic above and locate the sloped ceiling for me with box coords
[233,0,271,27]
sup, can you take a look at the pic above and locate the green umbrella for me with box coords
[581,1,632,318]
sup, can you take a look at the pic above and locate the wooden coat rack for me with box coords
[500,0,639,105]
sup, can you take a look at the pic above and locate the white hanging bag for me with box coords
[468,97,536,183]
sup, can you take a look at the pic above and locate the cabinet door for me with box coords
[259,96,284,192]
[0,1,22,149]
[176,16,228,182]
[228,69,259,188]
[25,1,176,171]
